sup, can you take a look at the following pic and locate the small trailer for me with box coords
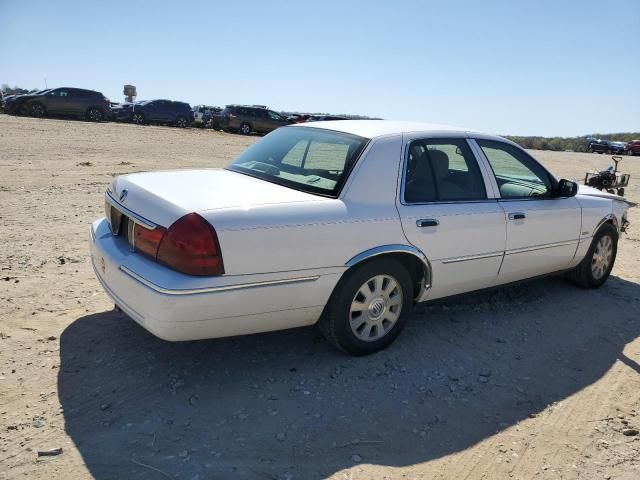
[584,156,631,197]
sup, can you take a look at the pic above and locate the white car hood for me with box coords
[111,168,323,227]
[578,184,625,201]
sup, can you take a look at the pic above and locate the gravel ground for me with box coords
[0,114,639,480]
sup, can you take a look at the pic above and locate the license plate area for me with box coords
[105,202,135,249]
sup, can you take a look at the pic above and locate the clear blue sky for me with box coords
[2,0,638,136]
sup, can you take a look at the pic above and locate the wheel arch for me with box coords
[344,244,432,302]
[593,213,619,236]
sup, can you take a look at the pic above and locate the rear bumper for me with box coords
[89,218,341,341]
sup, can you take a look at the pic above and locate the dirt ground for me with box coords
[0,114,638,480]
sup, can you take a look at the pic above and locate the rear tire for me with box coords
[239,122,252,135]
[567,223,617,289]
[319,258,413,355]
[86,107,104,122]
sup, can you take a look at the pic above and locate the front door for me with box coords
[396,136,506,300]
[474,139,581,284]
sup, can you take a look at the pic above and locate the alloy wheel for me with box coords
[591,235,613,280]
[88,108,102,121]
[349,274,403,342]
[31,104,45,117]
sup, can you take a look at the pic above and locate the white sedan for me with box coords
[90,121,631,355]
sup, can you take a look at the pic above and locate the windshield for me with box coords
[226,127,368,197]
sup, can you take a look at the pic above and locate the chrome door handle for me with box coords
[416,218,439,228]
[508,212,526,220]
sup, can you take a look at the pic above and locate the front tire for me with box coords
[319,258,413,355]
[30,102,46,118]
[567,223,618,288]
[175,116,188,128]
[131,112,145,125]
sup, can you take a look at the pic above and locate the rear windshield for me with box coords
[226,127,368,197]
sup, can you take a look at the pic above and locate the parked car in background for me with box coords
[192,105,222,128]
[115,100,193,127]
[3,89,50,115]
[17,87,110,121]
[110,101,138,122]
[625,140,640,156]
[608,141,626,155]
[287,114,310,123]
[90,121,630,355]
[219,105,290,134]
[306,115,349,122]
[587,138,625,154]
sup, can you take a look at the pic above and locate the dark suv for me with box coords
[219,105,290,134]
[116,100,193,128]
[19,87,111,121]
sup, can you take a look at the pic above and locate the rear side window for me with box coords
[404,139,486,203]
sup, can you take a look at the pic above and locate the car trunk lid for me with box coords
[108,168,322,228]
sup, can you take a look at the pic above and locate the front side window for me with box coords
[226,127,368,196]
[404,139,487,203]
[477,140,552,198]
[268,110,284,121]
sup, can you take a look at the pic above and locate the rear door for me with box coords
[252,108,269,132]
[67,89,89,115]
[45,88,73,114]
[474,138,581,284]
[396,135,506,300]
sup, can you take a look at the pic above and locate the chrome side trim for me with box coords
[442,251,504,264]
[345,244,432,300]
[119,265,319,296]
[505,239,579,255]
[105,190,158,230]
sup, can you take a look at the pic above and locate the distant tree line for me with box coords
[1,84,39,96]
[505,133,640,152]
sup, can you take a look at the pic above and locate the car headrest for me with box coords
[429,150,450,179]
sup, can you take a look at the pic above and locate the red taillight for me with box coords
[156,213,224,276]
[133,223,166,258]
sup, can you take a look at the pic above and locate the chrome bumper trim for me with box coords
[119,265,319,296]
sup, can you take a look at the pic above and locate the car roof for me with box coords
[292,120,480,139]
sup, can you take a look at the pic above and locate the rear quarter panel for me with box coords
[202,135,408,275]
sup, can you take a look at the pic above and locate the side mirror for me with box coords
[556,179,578,197]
